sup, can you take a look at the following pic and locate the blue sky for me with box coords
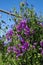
[0,0,43,14]
[0,0,43,36]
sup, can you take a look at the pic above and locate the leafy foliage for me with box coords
[0,1,43,65]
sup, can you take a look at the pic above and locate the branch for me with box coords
[0,9,22,18]
[0,9,43,28]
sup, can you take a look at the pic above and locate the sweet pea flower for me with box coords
[21,42,29,52]
[6,30,14,40]
[20,37,25,44]
[20,19,27,28]
[33,42,37,46]
[16,24,22,32]
[32,45,35,49]
[24,25,30,35]
[40,40,43,47]
[7,46,17,53]
[16,19,27,32]
[7,46,13,53]
[39,48,42,51]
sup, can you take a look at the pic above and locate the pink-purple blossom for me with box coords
[32,45,35,49]
[33,42,37,46]
[7,40,29,58]
[6,30,14,40]
[21,42,29,52]
[40,40,43,47]
[16,19,27,32]
[24,25,30,35]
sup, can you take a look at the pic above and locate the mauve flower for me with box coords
[13,47,23,58]
[21,45,26,52]
[20,38,25,44]
[13,46,17,52]
[20,19,27,28]
[6,32,9,37]
[40,40,43,47]
[16,53,21,58]
[4,39,12,46]
[7,46,16,53]
[6,30,14,40]
[17,34,22,41]
[14,49,21,58]
[39,48,42,51]
[33,42,37,46]
[7,46,11,53]
[16,53,23,59]
[40,22,43,27]
[32,45,35,49]
[24,25,30,35]
[7,42,30,58]
[15,49,21,54]
[24,32,30,35]
[13,46,21,54]
[25,25,30,31]
[21,42,29,52]
[16,19,27,32]
[16,24,22,32]
[9,30,14,36]
[16,34,21,37]
[7,46,19,54]
[16,34,25,44]
[17,44,21,48]
[21,19,27,23]
[24,42,29,49]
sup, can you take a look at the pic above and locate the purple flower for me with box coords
[16,53,23,59]
[32,45,35,49]
[21,45,26,52]
[17,44,21,48]
[16,24,22,32]
[33,42,37,46]
[16,34,21,37]
[16,35,25,45]
[17,34,22,41]
[4,39,12,46]
[39,48,42,51]
[40,22,43,27]
[24,25,30,35]
[16,19,27,32]
[13,46,21,55]
[25,25,30,31]
[20,38,25,44]
[21,19,27,23]
[14,49,22,58]
[21,42,29,52]
[20,19,27,28]
[24,32,30,35]
[7,46,17,53]
[15,49,21,54]
[24,42,29,49]
[6,30,14,40]
[16,54,21,58]
[7,46,13,53]
[13,46,17,52]
[9,30,14,36]
[7,41,30,58]
[40,40,43,47]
